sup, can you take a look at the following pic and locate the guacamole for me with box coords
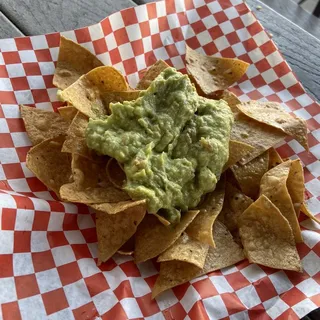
[86,68,233,223]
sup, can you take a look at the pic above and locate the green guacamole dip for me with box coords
[86,68,233,223]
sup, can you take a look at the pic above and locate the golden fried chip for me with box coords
[231,151,269,199]
[102,91,141,114]
[59,66,128,118]
[223,140,254,170]
[219,183,253,232]
[57,105,78,122]
[152,221,245,298]
[238,195,302,272]
[150,213,171,226]
[106,158,126,189]
[287,159,304,217]
[62,112,96,159]
[185,46,249,95]
[90,201,143,214]
[231,112,287,164]
[21,105,69,145]
[96,200,146,263]
[260,161,303,243]
[221,90,241,113]
[268,147,283,169]
[134,210,199,264]
[136,60,170,90]
[186,177,225,247]
[26,136,71,195]
[157,232,209,269]
[301,203,320,224]
[237,101,308,150]
[53,36,103,89]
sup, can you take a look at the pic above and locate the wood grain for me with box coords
[0,11,24,38]
[0,0,136,36]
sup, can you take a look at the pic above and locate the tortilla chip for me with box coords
[106,158,126,189]
[102,91,141,114]
[231,151,269,199]
[223,140,254,170]
[287,159,304,217]
[185,45,249,95]
[301,203,320,224]
[26,136,72,195]
[238,195,302,272]
[118,235,135,255]
[96,200,146,263]
[157,232,209,269]
[136,60,170,90]
[62,112,96,159]
[186,177,225,247]
[150,213,171,226]
[90,201,143,215]
[237,101,308,150]
[53,36,103,89]
[221,90,241,113]
[231,112,287,164]
[260,161,303,243]
[59,66,128,118]
[134,210,199,263]
[152,221,245,298]
[57,105,78,122]
[219,183,253,232]
[268,147,283,169]
[21,105,69,145]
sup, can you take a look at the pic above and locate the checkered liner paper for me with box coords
[0,0,320,319]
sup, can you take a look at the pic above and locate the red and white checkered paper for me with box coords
[0,0,319,319]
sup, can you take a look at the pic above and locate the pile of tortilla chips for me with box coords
[21,37,318,298]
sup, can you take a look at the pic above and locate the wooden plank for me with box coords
[0,11,24,38]
[0,0,136,36]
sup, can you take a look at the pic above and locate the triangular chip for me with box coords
[53,36,103,89]
[152,221,245,298]
[106,158,126,189]
[231,151,269,199]
[223,140,254,170]
[136,60,170,90]
[221,90,241,113]
[185,45,249,95]
[237,101,308,150]
[287,159,304,217]
[134,210,199,263]
[231,112,287,164]
[260,161,303,243]
[238,195,302,272]
[219,183,253,232]
[26,136,72,195]
[21,105,69,145]
[186,177,225,247]
[268,147,283,169]
[59,66,128,118]
[301,203,320,224]
[96,200,146,263]
[90,201,142,215]
[58,105,78,122]
[157,232,209,269]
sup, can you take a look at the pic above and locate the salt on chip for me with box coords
[221,90,241,113]
[231,151,269,199]
[238,195,302,272]
[96,200,146,263]
[21,105,69,145]
[57,105,78,122]
[26,136,72,196]
[152,221,245,298]
[53,36,103,89]
[134,210,199,264]
[231,112,286,164]
[59,66,128,118]
[223,140,254,170]
[301,203,320,224]
[136,60,170,90]
[157,232,209,269]
[268,147,283,169]
[185,45,249,95]
[287,159,304,217]
[106,158,126,189]
[260,161,303,243]
[186,177,225,247]
[237,101,308,151]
